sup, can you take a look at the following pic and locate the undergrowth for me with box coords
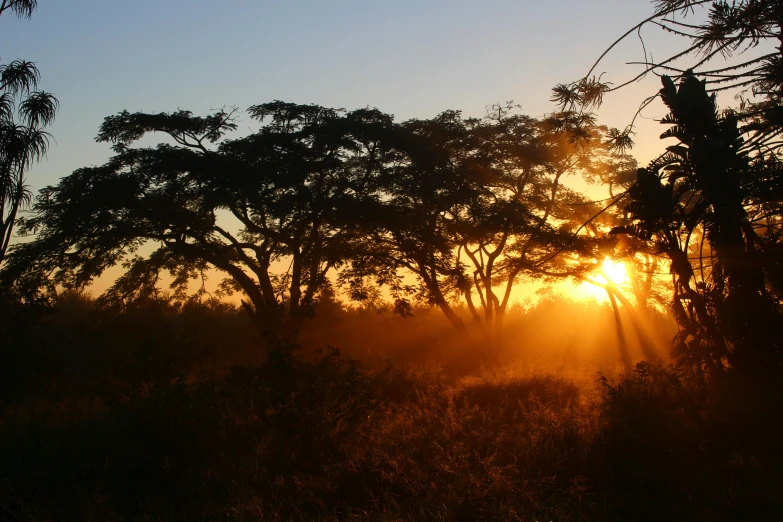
[2,345,781,521]
[1,297,781,520]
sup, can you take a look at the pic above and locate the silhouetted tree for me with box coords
[464,106,627,334]
[0,0,57,265]
[554,0,783,153]
[555,0,783,376]
[615,73,783,377]
[4,97,637,343]
[1,103,395,335]
[340,110,481,329]
[343,106,622,336]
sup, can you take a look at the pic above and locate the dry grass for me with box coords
[2,298,780,521]
[0,352,606,521]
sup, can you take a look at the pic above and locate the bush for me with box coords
[595,362,783,521]
[3,298,781,520]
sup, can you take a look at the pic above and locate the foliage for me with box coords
[1,298,779,520]
[613,72,783,376]
[0,0,58,265]
[554,0,783,154]
[0,330,601,521]
[597,361,783,521]
[0,1,37,19]
[341,104,628,334]
[1,103,396,335]
[3,101,630,339]
[554,0,783,377]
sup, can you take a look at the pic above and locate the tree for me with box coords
[0,0,58,265]
[340,110,481,330]
[554,0,783,154]
[343,106,623,337]
[615,72,783,377]
[555,0,783,377]
[460,106,627,335]
[1,102,395,336]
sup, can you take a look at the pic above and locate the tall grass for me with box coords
[0,351,604,521]
[1,295,780,520]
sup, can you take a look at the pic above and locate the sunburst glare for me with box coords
[599,257,628,286]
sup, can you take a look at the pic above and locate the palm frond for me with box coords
[0,60,40,94]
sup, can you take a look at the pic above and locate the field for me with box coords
[2,296,781,521]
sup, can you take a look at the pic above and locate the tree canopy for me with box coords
[2,101,627,339]
[2,103,401,334]
[342,104,628,334]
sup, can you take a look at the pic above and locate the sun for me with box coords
[598,257,629,286]
[556,257,632,302]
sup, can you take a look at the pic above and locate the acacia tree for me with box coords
[2,102,395,335]
[458,107,627,334]
[0,0,58,265]
[341,110,482,330]
[343,107,621,336]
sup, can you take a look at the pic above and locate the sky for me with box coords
[0,0,698,196]
[0,1,737,301]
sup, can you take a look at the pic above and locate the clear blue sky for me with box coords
[0,0,692,195]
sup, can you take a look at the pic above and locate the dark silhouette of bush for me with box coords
[0,342,377,520]
[0,291,258,403]
[0,322,603,520]
[595,362,783,521]
[4,291,780,520]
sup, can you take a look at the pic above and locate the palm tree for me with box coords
[620,73,783,377]
[0,0,58,264]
